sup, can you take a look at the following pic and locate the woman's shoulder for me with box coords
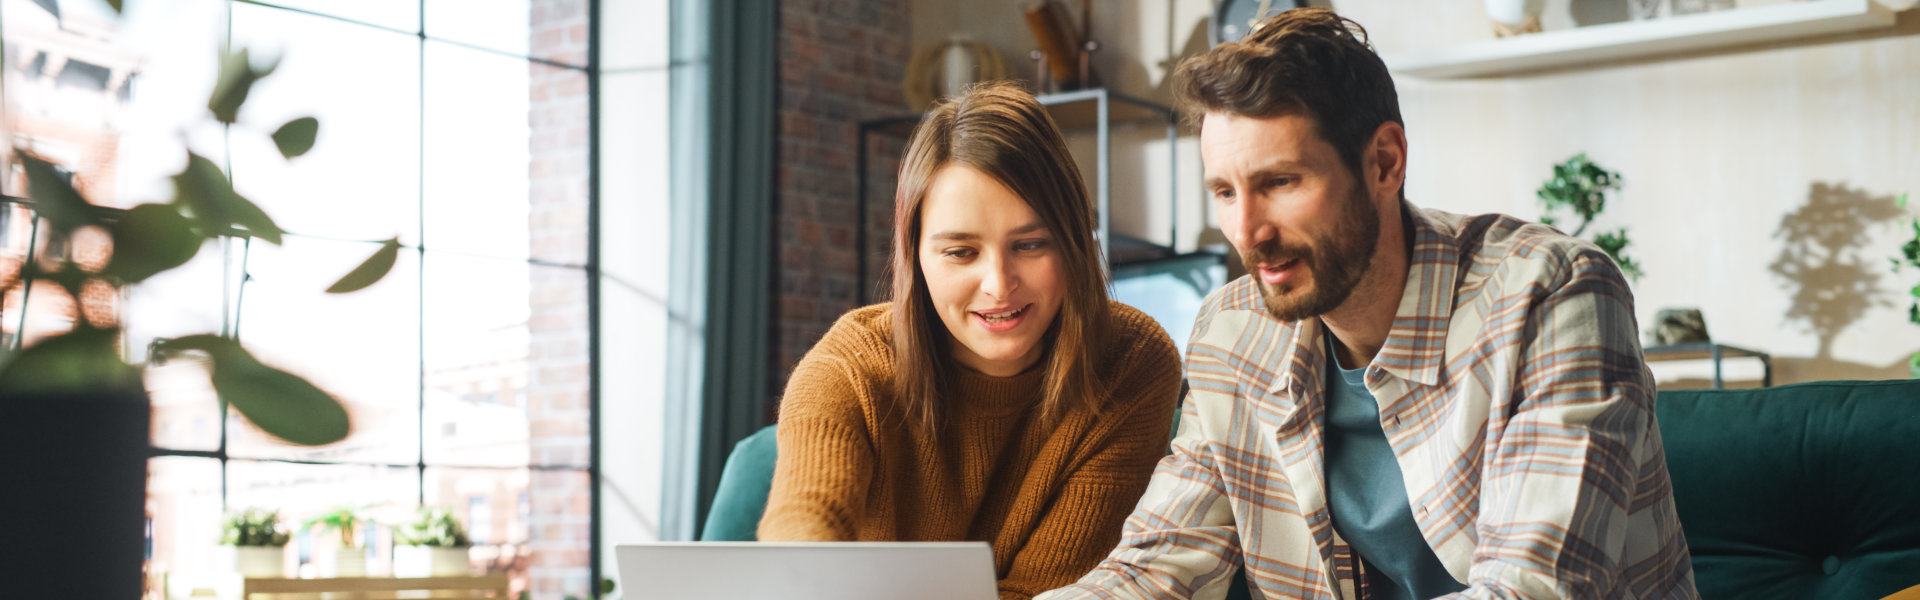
[1100,300,1179,366]
[780,303,898,418]
[797,303,897,380]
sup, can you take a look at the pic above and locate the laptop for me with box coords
[615,541,998,600]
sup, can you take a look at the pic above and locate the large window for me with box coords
[0,0,602,597]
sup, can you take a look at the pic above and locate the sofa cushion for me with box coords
[1657,379,1920,599]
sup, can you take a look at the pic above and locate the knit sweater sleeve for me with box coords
[997,304,1184,600]
[757,315,886,541]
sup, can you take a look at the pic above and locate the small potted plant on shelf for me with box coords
[392,506,473,577]
[218,508,290,577]
[1537,153,1644,281]
[304,506,372,577]
[1892,192,1919,378]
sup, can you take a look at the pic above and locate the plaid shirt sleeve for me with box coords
[1437,240,1692,599]
[1035,397,1245,600]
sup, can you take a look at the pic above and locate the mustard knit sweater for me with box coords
[758,301,1182,600]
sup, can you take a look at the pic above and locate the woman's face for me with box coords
[917,164,1066,377]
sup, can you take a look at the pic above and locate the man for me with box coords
[1041,8,1697,600]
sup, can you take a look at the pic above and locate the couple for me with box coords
[760,9,1698,600]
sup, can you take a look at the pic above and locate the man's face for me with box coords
[1201,112,1380,321]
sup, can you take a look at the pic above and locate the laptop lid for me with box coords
[615,541,997,600]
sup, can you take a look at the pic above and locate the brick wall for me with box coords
[527,0,591,598]
[773,0,913,414]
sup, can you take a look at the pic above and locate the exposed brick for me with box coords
[769,0,907,423]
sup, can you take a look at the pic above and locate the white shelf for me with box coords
[1384,0,1897,78]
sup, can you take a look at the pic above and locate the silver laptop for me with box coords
[616,541,998,600]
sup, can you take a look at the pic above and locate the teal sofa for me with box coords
[702,379,1920,599]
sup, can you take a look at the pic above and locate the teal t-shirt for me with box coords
[1323,334,1467,599]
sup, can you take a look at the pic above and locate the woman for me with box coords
[758,82,1183,599]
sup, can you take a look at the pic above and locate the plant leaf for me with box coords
[19,153,97,232]
[172,152,284,244]
[164,334,350,446]
[271,116,319,159]
[107,0,123,12]
[207,49,279,124]
[106,203,204,283]
[0,326,139,395]
[327,237,400,294]
[1899,192,1909,209]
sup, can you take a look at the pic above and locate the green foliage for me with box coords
[391,506,471,548]
[326,238,402,294]
[0,1,397,448]
[1892,193,1919,377]
[272,116,320,159]
[208,49,278,125]
[1538,153,1642,281]
[156,335,351,446]
[222,508,291,547]
[303,506,370,549]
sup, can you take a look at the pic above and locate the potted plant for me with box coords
[0,1,398,597]
[1537,153,1644,281]
[304,506,374,577]
[392,506,474,577]
[1893,192,1919,378]
[218,508,291,577]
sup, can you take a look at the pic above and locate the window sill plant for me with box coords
[219,508,292,578]
[392,506,474,577]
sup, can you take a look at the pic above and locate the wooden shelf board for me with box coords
[1384,0,1897,79]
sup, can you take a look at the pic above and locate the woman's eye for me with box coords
[1014,240,1050,252]
[942,248,976,260]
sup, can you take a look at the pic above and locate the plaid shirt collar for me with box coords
[1270,201,1461,399]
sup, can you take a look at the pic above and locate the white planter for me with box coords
[393,546,471,577]
[320,546,367,577]
[219,545,287,577]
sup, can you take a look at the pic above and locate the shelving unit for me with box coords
[1383,0,1897,78]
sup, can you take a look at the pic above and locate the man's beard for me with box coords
[1242,181,1381,322]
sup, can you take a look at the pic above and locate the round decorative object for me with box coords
[1211,0,1303,47]
[903,35,1008,111]
[1485,0,1546,37]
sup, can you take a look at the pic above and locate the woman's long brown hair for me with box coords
[890,81,1110,440]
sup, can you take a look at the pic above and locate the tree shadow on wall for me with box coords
[1768,182,1905,360]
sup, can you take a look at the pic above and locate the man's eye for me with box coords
[1212,188,1235,202]
[1267,177,1293,189]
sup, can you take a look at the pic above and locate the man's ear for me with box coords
[1366,121,1408,200]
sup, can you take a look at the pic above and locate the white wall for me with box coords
[911,0,1920,386]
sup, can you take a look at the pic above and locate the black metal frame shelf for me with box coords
[1643,342,1772,389]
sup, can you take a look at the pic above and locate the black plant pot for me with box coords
[0,386,151,598]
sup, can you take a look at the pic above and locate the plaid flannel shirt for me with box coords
[1043,205,1697,600]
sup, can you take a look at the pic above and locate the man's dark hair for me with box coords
[1174,8,1401,179]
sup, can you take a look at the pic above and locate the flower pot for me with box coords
[221,545,288,577]
[394,546,472,577]
[1484,0,1545,36]
[0,386,149,599]
[320,546,368,577]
